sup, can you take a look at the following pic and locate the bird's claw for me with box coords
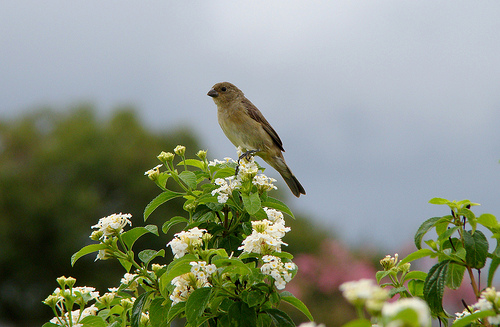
[235,150,258,176]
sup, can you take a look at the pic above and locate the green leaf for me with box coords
[185,287,212,325]
[400,249,435,265]
[242,192,261,215]
[214,167,237,179]
[340,319,372,327]
[414,217,442,249]
[280,291,314,321]
[452,310,496,327]
[213,258,252,276]
[488,257,500,287]
[437,226,459,245]
[388,286,408,298]
[446,263,465,290]
[144,190,183,221]
[262,197,295,219]
[138,249,165,265]
[131,291,152,327]
[376,270,392,284]
[122,225,158,249]
[429,198,450,205]
[263,308,295,327]
[424,260,450,317]
[79,316,107,327]
[403,270,427,282]
[408,279,425,297]
[478,213,499,229]
[161,254,198,286]
[162,216,188,234]
[179,170,197,189]
[149,298,169,327]
[178,159,206,170]
[118,258,133,272]
[167,302,185,323]
[463,230,488,269]
[227,301,257,327]
[71,244,107,266]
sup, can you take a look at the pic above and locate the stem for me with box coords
[466,266,481,299]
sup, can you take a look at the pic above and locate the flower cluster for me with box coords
[49,305,98,326]
[210,150,277,203]
[91,213,132,240]
[261,255,296,290]
[381,298,431,327]
[170,261,216,305]
[211,176,242,203]
[238,208,290,254]
[167,227,210,259]
[455,287,500,324]
[339,279,389,313]
[252,174,278,192]
[43,277,101,326]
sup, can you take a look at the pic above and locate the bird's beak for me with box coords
[207,88,218,98]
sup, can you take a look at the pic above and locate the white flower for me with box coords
[340,279,389,312]
[144,164,162,179]
[50,304,98,326]
[170,272,212,305]
[263,208,284,222]
[91,213,132,238]
[252,174,278,192]
[211,176,241,204]
[469,287,500,324]
[260,255,296,290]
[382,298,431,327]
[239,210,290,255]
[298,323,326,327]
[167,228,209,258]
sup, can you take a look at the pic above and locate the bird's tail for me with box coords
[267,156,306,197]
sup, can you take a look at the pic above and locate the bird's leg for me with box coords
[235,149,259,176]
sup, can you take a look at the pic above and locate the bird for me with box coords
[207,82,305,197]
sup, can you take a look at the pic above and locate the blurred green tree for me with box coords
[0,105,199,325]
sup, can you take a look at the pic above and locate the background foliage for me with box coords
[0,106,378,326]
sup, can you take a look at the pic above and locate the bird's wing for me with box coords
[242,98,285,152]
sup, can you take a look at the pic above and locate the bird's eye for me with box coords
[221,87,227,92]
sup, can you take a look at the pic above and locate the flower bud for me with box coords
[398,262,411,273]
[158,151,175,163]
[380,254,398,271]
[98,292,115,307]
[90,230,103,241]
[120,298,135,310]
[152,263,166,273]
[483,287,498,302]
[196,150,207,160]
[65,277,76,288]
[56,276,68,289]
[140,312,150,325]
[43,294,59,308]
[174,145,186,156]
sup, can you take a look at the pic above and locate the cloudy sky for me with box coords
[2,1,499,250]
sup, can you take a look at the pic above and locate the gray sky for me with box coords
[2,1,499,250]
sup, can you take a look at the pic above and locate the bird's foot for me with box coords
[235,150,259,176]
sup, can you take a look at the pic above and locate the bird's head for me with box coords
[207,82,243,105]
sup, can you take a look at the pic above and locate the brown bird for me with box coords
[207,82,305,197]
